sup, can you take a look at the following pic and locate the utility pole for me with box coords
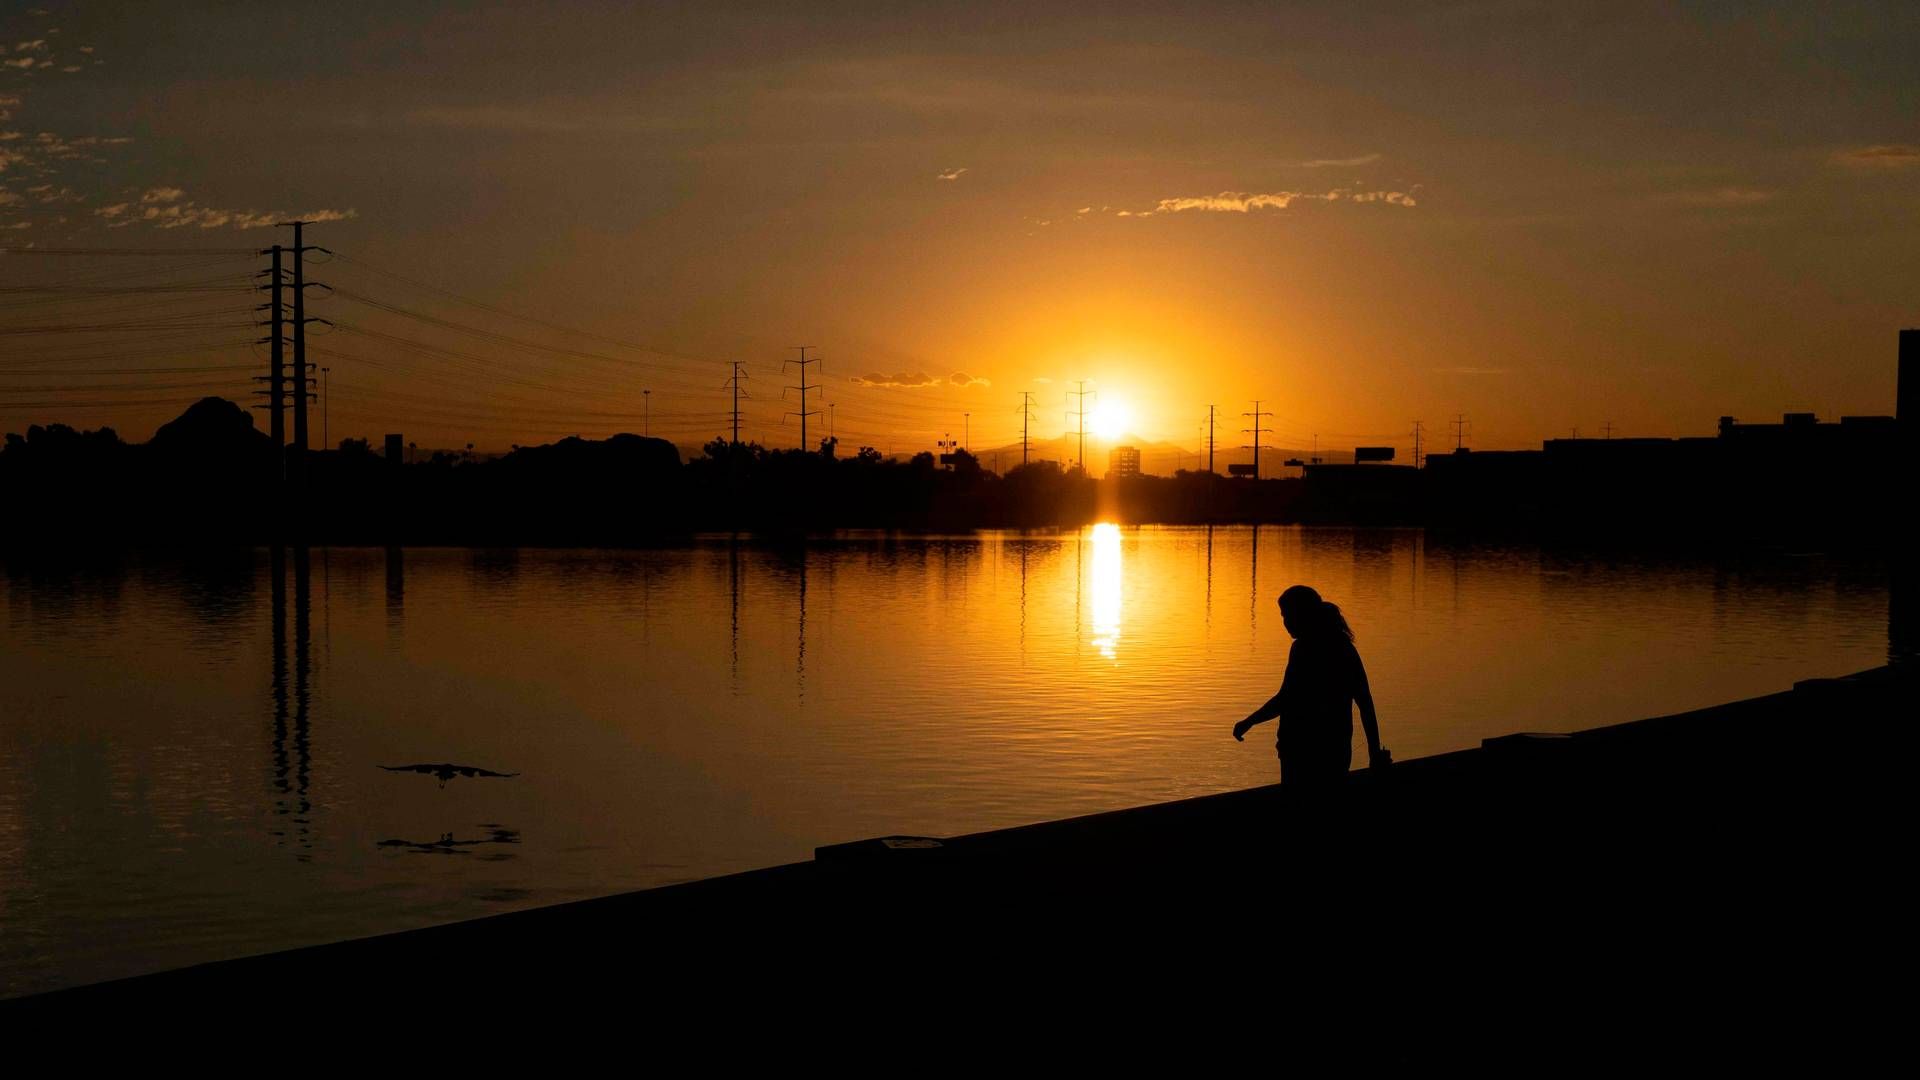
[1412,420,1424,469]
[1243,400,1273,479]
[828,403,836,441]
[784,346,821,451]
[321,366,329,451]
[1067,381,1094,472]
[1602,420,1614,440]
[725,361,748,446]
[964,412,970,452]
[1452,413,1470,451]
[1018,392,1037,466]
[643,389,651,437]
[251,245,287,480]
[1207,404,1218,474]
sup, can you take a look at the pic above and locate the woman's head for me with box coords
[1278,585,1354,642]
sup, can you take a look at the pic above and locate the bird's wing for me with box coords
[379,764,437,774]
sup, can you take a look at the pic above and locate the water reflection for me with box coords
[1090,523,1122,660]
[0,531,1901,998]
[267,545,316,860]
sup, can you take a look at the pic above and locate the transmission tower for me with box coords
[1243,400,1274,479]
[1412,420,1425,469]
[251,244,288,479]
[1067,381,1094,472]
[1452,413,1470,450]
[1207,404,1219,474]
[1018,392,1037,466]
[275,220,331,478]
[784,346,822,450]
[724,361,749,446]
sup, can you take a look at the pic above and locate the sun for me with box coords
[1091,398,1133,440]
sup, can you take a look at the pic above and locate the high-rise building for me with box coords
[1109,445,1141,479]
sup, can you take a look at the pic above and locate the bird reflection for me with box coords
[379,763,521,787]
[378,825,521,856]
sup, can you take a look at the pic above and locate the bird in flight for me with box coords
[379,763,520,787]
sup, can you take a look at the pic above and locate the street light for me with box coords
[643,389,651,437]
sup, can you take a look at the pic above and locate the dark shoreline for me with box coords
[8,664,1907,1062]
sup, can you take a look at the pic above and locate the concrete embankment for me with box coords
[8,666,1907,1063]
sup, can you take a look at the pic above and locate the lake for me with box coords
[0,527,1895,996]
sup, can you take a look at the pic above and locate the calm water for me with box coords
[0,527,1894,996]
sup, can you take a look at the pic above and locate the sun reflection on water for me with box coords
[1090,523,1122,659]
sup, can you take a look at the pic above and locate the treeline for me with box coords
[2,398,1304,544]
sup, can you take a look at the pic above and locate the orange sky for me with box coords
[4,3,1917,461]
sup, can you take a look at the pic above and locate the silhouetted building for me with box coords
[1109,445,1141,480]
[384,434,404,464]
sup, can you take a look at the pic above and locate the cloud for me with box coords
[4,57,35,70]
[1832,144,1920,170]
[936,167,967,181]
[97,188,358,230]
[15,40,48,53]
[1297,153,1381,168]
[949,371,990,387]
[1659,187,1776,207]
[1124,186,1420,216]
[853,371,943,387]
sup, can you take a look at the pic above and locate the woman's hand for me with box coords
[1232,718,1253,742]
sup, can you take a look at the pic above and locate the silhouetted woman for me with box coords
[1232,585,1388,785]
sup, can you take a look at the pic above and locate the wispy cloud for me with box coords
[1658,187,1776,208]
[96,187,356,230]
[1832,144,1920,170]
[949,371,989,387]
[853,371,943,387]
[936,167,967,181]
[1115,186,1419,217]
[1297,152,1381,168]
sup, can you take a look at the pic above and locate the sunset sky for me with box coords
[3,1,1916,460]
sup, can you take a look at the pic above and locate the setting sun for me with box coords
[1091,399,1133,440]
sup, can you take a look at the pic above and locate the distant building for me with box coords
[1109,445,1141,479]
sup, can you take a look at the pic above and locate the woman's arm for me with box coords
[1232,689,1284,741]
